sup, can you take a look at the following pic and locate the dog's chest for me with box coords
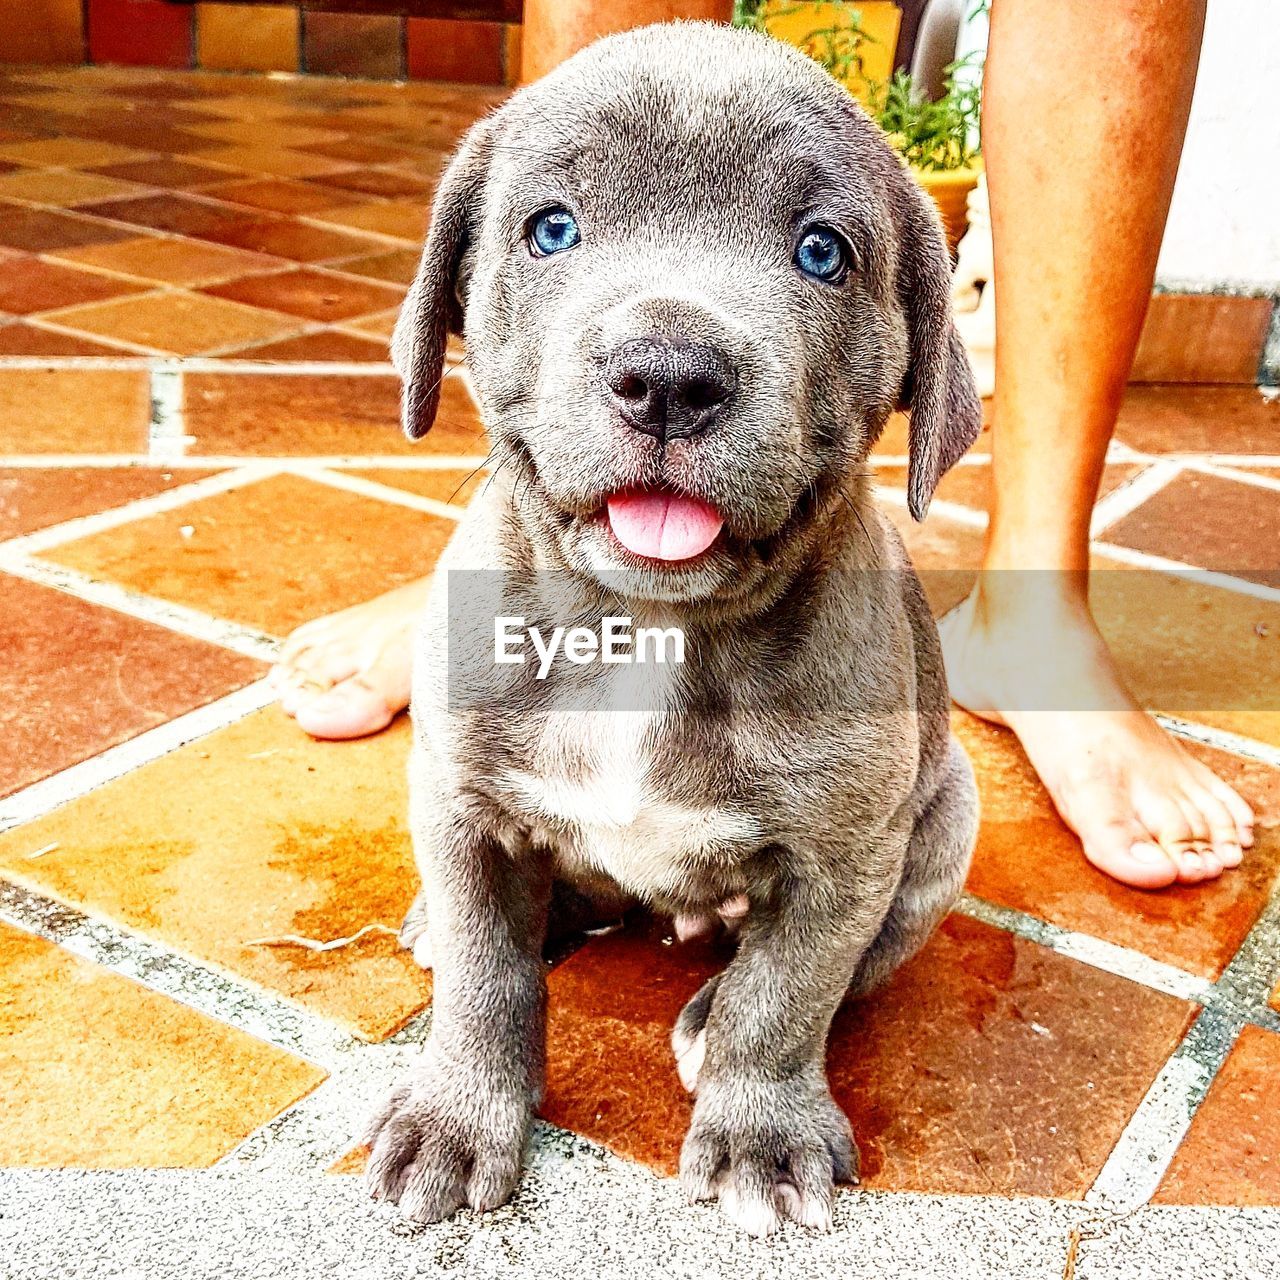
[499,708,759,898]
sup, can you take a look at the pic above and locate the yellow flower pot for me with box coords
[912,162,983,256]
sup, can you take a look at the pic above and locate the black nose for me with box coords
[603,336,736,441]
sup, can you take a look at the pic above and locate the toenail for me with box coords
[1130,843,1169,865]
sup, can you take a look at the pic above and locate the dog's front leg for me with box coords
[365,802,551,1223]
[677,865,892,1237]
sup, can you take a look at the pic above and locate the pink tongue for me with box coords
[606,491,724,562]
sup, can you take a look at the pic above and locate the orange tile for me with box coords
[44,290,305,356]
[350,467,484,506]
[0,0,84,63]
[50,235,281,287]
[89,156,237,190]
[0,921,324,1166]
[0,206,133,253]
[223,328,389,363]
[1101,470,1280,587]
[1116,385,1280,455]
[200,176,356,216]
[334,248,421,286]
[874,461,1141,516]
[879,502,984,617]
[202,266,403,323]
[311,200,428,242]
[960,710,1280,979]
[0,255,147,314]
[0,137,149,170]
[191,145,353,181]
[406,17,508,86]
[0,465,216,540]
[0,169,143,206]
[1155,1026,1280,1204]
[184,119,344,150]
[0,319,125,356]
[1088,557,1280,748]
[0,574,262,798]
[0,709,429,1041]
[0,369,150,453]
[42,473,457,637]
[340,307,399,341]
[196,3,299,73]
[543,914,1193,1195]
[320,168,434,201]
[183,372,486,457]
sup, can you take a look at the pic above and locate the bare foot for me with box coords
[271,578,431,740]
[939,578,1255,889]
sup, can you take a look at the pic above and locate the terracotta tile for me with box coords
[0,319,125,356]
[184,371,485,457]
[1088,555,1280,748]
[543,914,1193,1195]
[183,119,346,150]
[319,167,434,201]
[82,191,251,239]
[350,466,484,506]
[206,215,383,264]
[874,461,1140,515]
[879,502,984,617]
[49,234,280,287]
[88,0,194,69]
[45,290,305,356]
[43,473,457,636]
[1101,470,1280,588]
[0,921,323,1167]
[0,369,150,453]
[89,157,237,190]
[334,248,421,286]
[0,255,147,314]
[1155,1026,1280,1204]
[202,266,403,323]
[0,169,143,207]
[196,3,299,74]
[0,709,429,1041]
[222,328,389,363]
[873,402,994,458]
[303,13,405,80]
[0,137,150,169]
[0,0,84,64]
[199,176,354,215]
[191,145,353,181]
[960,710,1280,978]
[300,137,423,167]
[0,575,262,798]
[311,200,428,243]
[406,18,508,86]
[341,306,400,341]
[1133,294,1273,385]
[0,207,132,252]
[1116,385,1280,455]
[0,466,214,540]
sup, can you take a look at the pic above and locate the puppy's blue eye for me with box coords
[795,225,850,283]
[529,208,580,257]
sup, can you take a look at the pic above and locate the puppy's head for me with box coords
[395,22,981,602]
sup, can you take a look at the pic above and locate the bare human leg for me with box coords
[940,0,1254,888]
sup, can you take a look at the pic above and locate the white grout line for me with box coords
[147,364,190,463]
[1088,459,1184,536]
[0,465,274,557]
[875,486,989,528]
[1156,714,1280,768]
[0,556,279,662]
[871,453,992,468]
[0,679,276,833]
[1090,541,1280,606]
[299,466,466,519]
[957,896,1213,1003]
[1183,459,1280,493]
[1202,454,1280,467]
[0,356,397,374]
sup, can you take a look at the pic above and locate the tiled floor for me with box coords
[1,61,1279,1275]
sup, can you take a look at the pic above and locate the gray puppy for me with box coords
[366,21,982,1237]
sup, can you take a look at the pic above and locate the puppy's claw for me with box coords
[671,1025,706,1093]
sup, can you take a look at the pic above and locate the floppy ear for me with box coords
[894,182,983,520]
[391,117,493,439]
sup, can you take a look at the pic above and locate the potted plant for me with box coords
[735,0,984,253]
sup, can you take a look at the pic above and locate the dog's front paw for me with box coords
[679,1074,859,1236]
[364,1052,531,1223]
